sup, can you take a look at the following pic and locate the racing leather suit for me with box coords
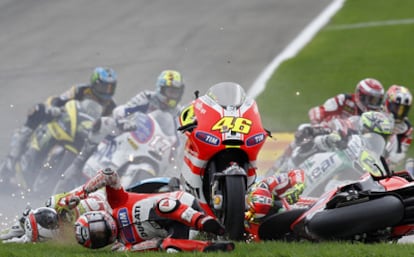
[308,93,362,124]
[64,168,231,252]
[385,116,413,169]
[244,169,305,241]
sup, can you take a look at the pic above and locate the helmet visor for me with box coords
[388,102,410,121]
[89,219,111,249]
[34,208,59,230]
[93,81,116,99]
[161,86,184,100]
[359,94,383,110]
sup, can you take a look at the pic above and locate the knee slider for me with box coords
[156,197,180,214]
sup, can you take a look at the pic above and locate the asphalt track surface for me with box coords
[0,0,331,229]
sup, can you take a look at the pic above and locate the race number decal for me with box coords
[212,117,252,134]
[179,105,195,127]
[359,151,381,177]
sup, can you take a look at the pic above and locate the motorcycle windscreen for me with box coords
[205,82,246,108]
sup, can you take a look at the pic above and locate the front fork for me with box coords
[210,164,247,211]
[211,178,223,210]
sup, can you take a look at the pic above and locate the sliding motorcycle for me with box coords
[258,133,414,243]
[178,82,269,240]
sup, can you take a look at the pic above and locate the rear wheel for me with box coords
[307,195,404,240]
[223,176,246,240]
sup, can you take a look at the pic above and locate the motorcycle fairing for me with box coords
[183,96,267,176]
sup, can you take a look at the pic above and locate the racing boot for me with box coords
[9,126,33,162]
[6,126,33,172]
[0,126,33,188]
[155,197,225,235]
[52,137,98,194]
[160,237,235,252]
[0,221,25,241]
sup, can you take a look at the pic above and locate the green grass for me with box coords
[256,0,414,164]
[2,241,414,257]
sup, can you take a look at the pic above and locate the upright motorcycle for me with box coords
[259,133,414,243]
[55,109,180,192]
[14,99,102,196]
[178,82,269,240]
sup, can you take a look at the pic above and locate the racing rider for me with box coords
[244,169,306,240]
[58,69,185,184]
[308,78,385,124]
[0,189,110,243]
[383,85,413,169]
[69,168,233,252]
[2,67,117,183]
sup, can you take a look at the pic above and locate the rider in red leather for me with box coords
[308,78,384,124]
[383,85,413,169]
[244,169,305,241]
[61,168,234,253]
[273,78,384,167]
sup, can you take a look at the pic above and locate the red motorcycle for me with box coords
[258,143,414,243]
[178,82,269,240]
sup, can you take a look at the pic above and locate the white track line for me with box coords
[247,0,346,99]
[327,18,414,30]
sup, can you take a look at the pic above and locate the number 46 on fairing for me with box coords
[211,117,252,134]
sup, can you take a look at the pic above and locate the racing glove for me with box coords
[45,192,81,214]
[46,106,62,118]
[321,131,348,150]
[282,182,305,205]
[116,114,137,132]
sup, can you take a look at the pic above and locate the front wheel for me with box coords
[222,176,246,240]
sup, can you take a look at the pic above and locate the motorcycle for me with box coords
[8,99,102,197]
[126,176,182,194]
[56,109,180,192]
[258,133,414,243]
[266,117,381,197]
[178,82,269,240]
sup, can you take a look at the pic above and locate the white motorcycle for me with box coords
[266,113,392,197]
[55,109,180,191]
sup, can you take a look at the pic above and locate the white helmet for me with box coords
[24,207,59,242]
[74,211,118,249]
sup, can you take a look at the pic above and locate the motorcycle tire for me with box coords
[258,208,308,241]
[305,195,404,240]
[223,175,246,241]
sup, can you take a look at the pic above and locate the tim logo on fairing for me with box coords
[195,131,220,146]
[246,133,266,147]
[117,208,136,243]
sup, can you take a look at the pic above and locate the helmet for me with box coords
[24,207,59,242]
[90,67,117,100]
[355,78,384,112]
[359,111,393,139]
[155,70,185,109]
[384,85,412,123]
[246,184,273,219]
[74,211,118,249]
